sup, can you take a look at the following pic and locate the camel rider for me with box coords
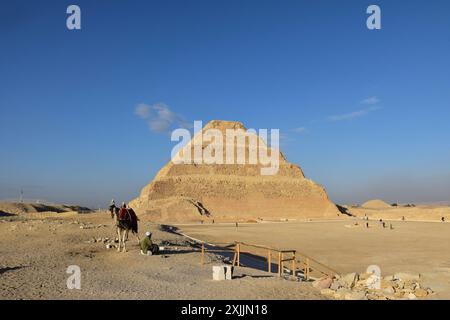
[118,202,128,220]
[117,202,130,229]
[140,231,159,255]
[109,199,116,211]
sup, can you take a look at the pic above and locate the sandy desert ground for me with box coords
[0,212,323,300]
[2,201,449,300]
[180,219,450,299]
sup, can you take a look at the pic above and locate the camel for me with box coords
[110,205,140,252]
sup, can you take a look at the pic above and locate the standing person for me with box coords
[108,199,117,219]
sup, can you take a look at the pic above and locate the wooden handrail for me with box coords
[235,241,295,253]
[199,240,337,279]
[296,253,339,277]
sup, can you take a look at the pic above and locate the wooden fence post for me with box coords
[237,243,240,266]
[292,252,296,276]
[201,242,205,265]
[278,252,282,276]
[305,258,310,280]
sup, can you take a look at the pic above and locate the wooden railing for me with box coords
[199,241,338,280]
[295,252,339,280]
[231,242,296,277]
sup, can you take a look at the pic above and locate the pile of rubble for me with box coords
[313,272,434,300]
[71,220,108,229]
[85,236,119,249]
[79,223,107,229]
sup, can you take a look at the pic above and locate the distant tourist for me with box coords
[442,217,445,222]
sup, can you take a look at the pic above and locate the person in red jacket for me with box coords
[118,202,129,221]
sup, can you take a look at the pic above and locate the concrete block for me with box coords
[212,265,233,281]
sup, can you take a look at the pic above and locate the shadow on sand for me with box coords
[0,266,28,275]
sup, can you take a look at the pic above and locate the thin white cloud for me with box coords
[327,106,380,122]
[327,96,381,122]
[361,96,380,105]
[134,103,191,133]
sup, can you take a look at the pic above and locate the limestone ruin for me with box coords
[130,120,339,222]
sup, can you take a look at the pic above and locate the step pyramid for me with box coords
[130,120,339,222]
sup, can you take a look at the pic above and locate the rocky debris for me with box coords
[320,288,335,296]
[79,223,107,230]
[86,237,116,246]
[394,272,421,282]
[312,277,333,290]
[316,272,434,300]
[339,272,358,288]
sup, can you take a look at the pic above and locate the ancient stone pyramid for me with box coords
[130,120,339,222]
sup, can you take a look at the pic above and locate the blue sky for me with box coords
[1,0,450,207]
